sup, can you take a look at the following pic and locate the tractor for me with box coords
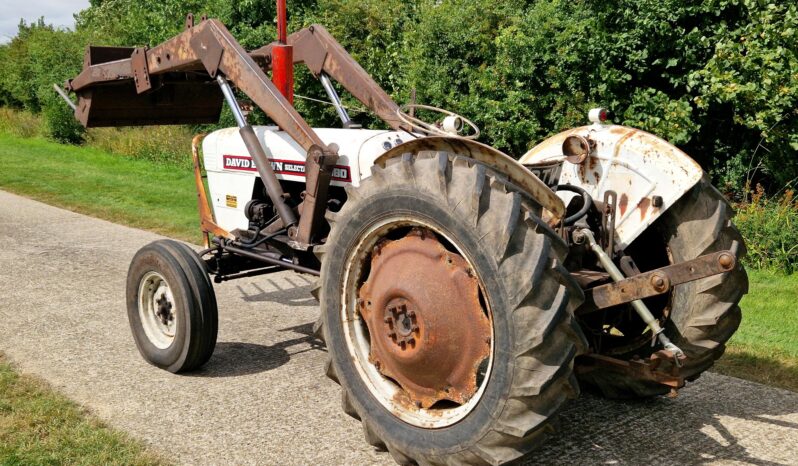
[60,4,747,464]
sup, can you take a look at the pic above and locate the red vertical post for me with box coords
[272,0,294,104]
[276,0,287,43]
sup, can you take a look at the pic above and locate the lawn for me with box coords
[714,270,798,392]
[0,133,201,243]
[0,354,163,465]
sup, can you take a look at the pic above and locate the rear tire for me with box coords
[578,178,748,398]
[126,240,218,373]
[317,152,587,465]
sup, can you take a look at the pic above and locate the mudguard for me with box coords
[373,137,566,220]
[519,124,704,250]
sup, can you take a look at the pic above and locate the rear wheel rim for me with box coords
[341,217,494,428]
[138,271,177,349]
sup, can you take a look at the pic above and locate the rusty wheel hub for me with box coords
[358,229,491,409]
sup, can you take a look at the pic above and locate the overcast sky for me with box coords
[0,0,90,44]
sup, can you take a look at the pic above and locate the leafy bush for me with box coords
[735,186,798,274]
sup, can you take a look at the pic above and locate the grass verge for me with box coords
[0,133,201,243]
[0,131,796,393]
[0,354,163,465]
[713,270,798,392]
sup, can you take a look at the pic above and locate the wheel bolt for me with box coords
[719,253,734,270]
[650,274,668,292]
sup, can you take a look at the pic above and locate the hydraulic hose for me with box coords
[557,184,593,226]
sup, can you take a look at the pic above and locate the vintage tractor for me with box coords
[61,5,747,465]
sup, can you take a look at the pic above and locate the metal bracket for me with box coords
[190,28,224,78]
[577,351,685,391]
[602,190,617,255]
[131,47,152,94]
[579,250,737,314]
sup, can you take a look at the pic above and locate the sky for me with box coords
[0,0,90,44]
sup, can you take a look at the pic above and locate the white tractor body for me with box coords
[520,124,704,250]
[203,127,407,232]
[203,121,706,250]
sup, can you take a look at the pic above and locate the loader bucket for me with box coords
[73,46,224,127]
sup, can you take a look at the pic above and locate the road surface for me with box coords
[1,190,796,465]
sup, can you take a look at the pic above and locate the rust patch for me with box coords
[358,228,491,409]
[587,154,598,170]
[637,197,651,220]
[619,193,629,217]
[613,129,638,158]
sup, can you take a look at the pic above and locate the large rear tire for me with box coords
[126,240,218,373]
[578,178,748,398]
[317,152,586,465]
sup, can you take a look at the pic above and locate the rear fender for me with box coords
[519,125,704,250]
[372,137,566,220]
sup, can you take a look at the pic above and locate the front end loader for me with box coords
[61,6,747,464]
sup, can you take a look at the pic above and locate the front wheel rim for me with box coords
[341,217,494,429]
[138,271,177,349]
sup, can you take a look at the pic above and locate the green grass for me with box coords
[715,270,798,392]
[0,354,163,465]
[0,133,201,243]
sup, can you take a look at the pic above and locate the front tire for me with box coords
[126,240,218,373]
[317,152,586,465]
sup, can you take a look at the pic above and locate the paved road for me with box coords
[1,189,797,465]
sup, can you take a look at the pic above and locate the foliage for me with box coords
[0,0,796,189]
[735,185,798,274]
[0,19,87,142]
[690,0,798,189]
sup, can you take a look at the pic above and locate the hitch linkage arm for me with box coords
[574,229,687,363]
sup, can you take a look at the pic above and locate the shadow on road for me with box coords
[191,323,325,378]
[235,275,317,306]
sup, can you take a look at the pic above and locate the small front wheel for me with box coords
[126,240,218,373]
